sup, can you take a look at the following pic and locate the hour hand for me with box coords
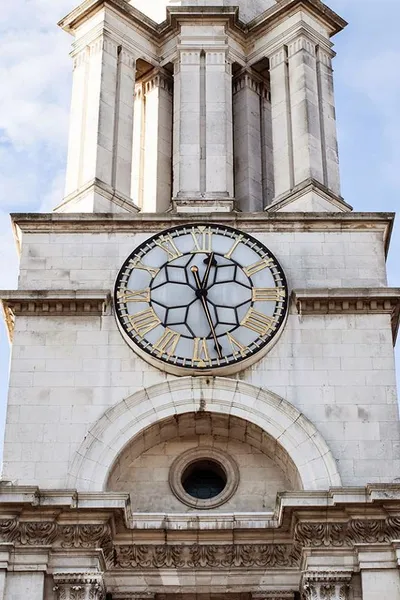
[201,252,217,289]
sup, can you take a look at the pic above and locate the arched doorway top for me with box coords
[67,377,341,492]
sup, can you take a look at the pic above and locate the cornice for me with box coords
[58,0,346,46]
[0,290,110,342]
[293,288,400,344]
[1,487,400,573]
[10,211,394,235]
[247,0,347,37]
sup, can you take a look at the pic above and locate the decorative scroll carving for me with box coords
[53,573,105,600]
[0,519,112,550]
[114,543,301,570]
[302,571,351,600]
[295,517,400,547]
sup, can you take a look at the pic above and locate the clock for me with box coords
[114,224,288,376]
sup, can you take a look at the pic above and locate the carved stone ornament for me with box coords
[0,519,112,548]
[114,543,301,569]
[295,517,400,547]
[53,573,105,600]
[301,571,352,600]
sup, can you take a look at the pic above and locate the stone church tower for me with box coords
[1,0,400,598]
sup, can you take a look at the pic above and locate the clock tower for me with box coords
[1,1,400,599]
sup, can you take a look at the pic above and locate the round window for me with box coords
[182,460,227,500]
[169,448,239,509]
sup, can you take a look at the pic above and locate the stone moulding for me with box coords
[293,288,400,343]
[0,290,110,342]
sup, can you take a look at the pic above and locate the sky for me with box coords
[0,0,399,456]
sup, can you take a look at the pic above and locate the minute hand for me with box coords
[191,266,223,360]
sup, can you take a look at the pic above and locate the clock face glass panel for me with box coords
[114,224,288,372]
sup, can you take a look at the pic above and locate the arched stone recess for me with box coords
[67,377,341,492]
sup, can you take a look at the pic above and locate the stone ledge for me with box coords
[0,290,111,342]
[293,288,400,344]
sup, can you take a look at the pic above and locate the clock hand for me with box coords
[201,252,217,289]
[191,266,223,360]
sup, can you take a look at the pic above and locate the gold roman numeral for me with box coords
[117,288,150,303]
[227,332,248,359]
[190,226,213,254]
[126,308,161,338]
[224,235,244,260]
[243,258,274,278]
[153,329,181,358]
[129,257,160,279]
[154,234,183,262]
[252,287,286,302]
[192,338,211,367]
[241,308,276,337]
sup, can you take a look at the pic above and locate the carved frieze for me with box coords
[114,543,301,569]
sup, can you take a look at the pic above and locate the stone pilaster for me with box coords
[60,33,139,214]
[301,571,351,600]
[53,572,105,600]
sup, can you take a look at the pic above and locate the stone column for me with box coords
[173,50,202,200]
[131,81,146,209]
[233,69,270,212]
[61,34,138,213]
[269,46,294,199]
[53,572,105,600]
[358,546,400,600]
[204,50,234,200]
[268,34,345,211]
[0,544,12,600]
[287,34,324,188]
[301,571,352,599]
[142,70,173,213]
[316,47,341,197]
[172,45,234,212]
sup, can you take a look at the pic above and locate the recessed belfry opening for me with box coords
[232,58,274,211]
[131,59,174,212]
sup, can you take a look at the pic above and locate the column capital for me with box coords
[287,34,316,58]
[233,69,269,99]
[53,572,105,600]
[141,68,173,95]
[269,47,286,70]
[301,570,352,600]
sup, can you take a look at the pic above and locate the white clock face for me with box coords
[114,224,288,376]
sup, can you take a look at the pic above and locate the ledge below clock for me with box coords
[2,288,399,344]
